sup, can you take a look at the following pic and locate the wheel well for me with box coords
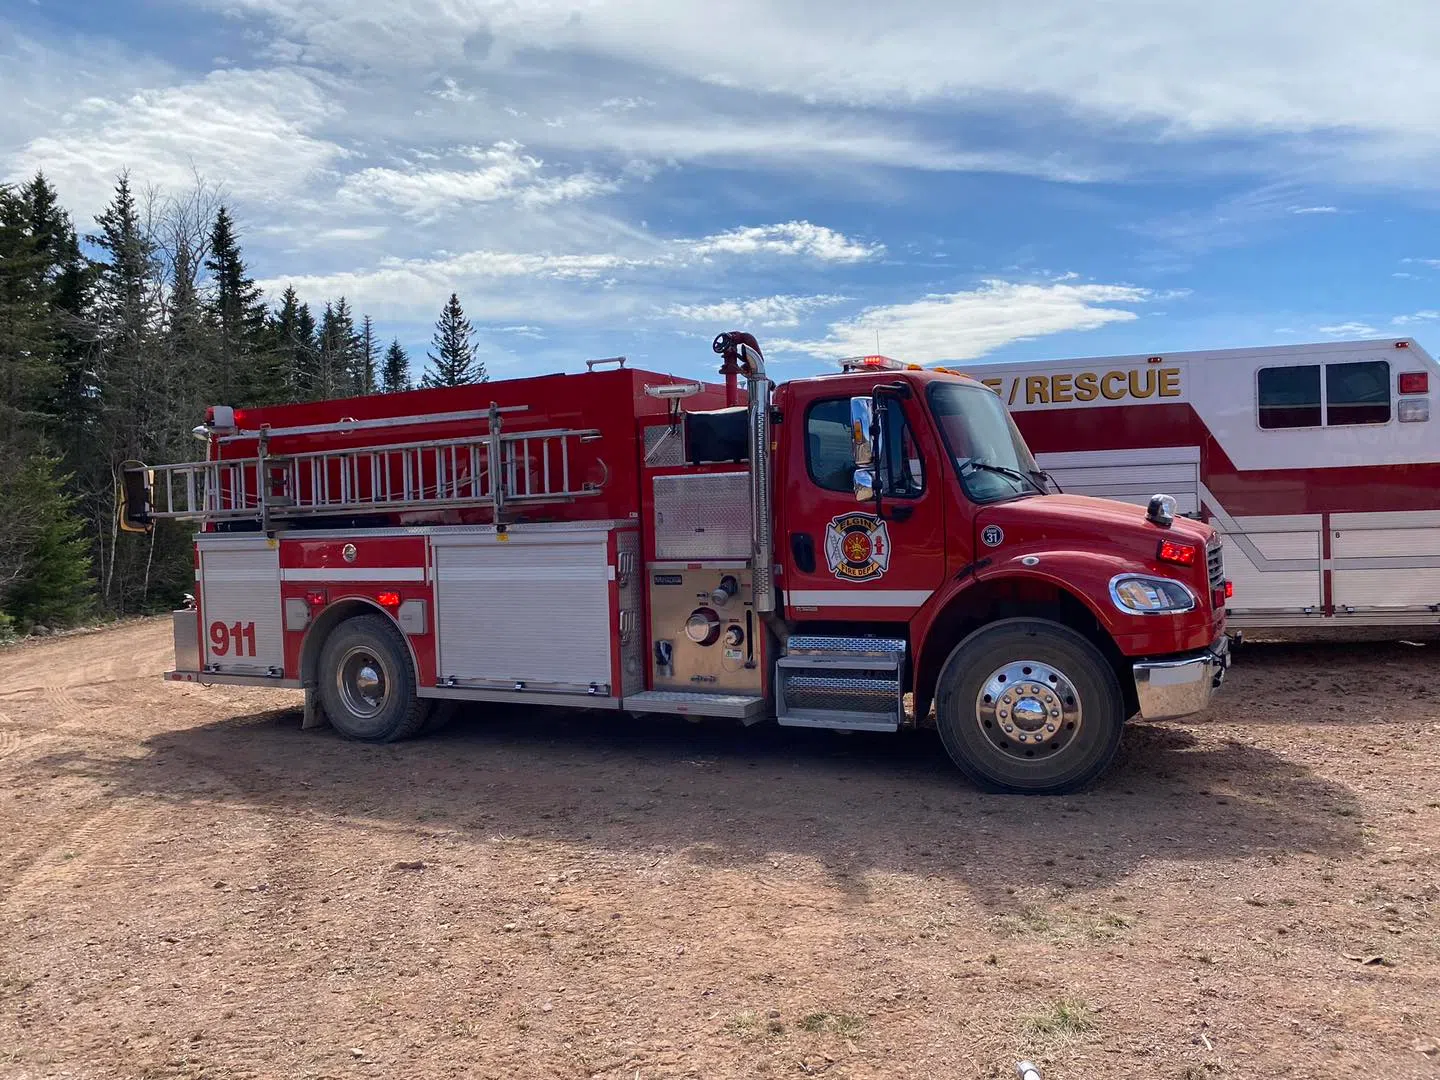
[299,599,416,688]
[914,578,1133,724]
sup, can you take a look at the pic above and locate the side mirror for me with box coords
[850,395,884,504]
[849,397,874,467]
[852,467,876,503]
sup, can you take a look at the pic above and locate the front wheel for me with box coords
[317,614,431,743]
[933,618,1124,794]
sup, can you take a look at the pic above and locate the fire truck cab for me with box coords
[122,331,1231,794]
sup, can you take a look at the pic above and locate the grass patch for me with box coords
[728,1011,785,1041]
[996,904,1135,944]
[1024,996,1097,1039]
[798,1011,864,1038]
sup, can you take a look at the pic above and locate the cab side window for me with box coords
[805,397,925,497]
[805,399,856,493]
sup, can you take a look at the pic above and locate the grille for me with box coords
[1207,541,1225,592]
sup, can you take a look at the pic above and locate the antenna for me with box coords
[876,329,881,353]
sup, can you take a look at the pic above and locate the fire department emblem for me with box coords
[825,513,892,581]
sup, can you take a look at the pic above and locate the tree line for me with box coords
[0,170,489,637]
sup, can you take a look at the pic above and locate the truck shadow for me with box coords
[51,698,1366,909]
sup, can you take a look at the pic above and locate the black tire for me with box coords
[317,614,431,743]
[933,618,1124,794]
[422,699,459,734]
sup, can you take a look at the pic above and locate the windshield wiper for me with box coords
[958,459,1045,493]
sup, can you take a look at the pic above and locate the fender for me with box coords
[911,547,1216,721]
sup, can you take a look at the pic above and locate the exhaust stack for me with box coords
[713,331,775,615]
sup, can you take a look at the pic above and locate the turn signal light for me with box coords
[1157,540,1197,566]
[1398,371,1429,394]
[1225,580,1234,598]
[376,591,401,608]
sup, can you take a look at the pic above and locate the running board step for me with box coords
[623,690,767,722]
[775,636,906,732]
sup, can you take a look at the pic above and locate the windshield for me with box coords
[926,382,1044,502]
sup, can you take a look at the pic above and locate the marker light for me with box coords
[1226,580,1234,599]
[305,591,327,608]
[1157,540,1198,567]
[1398,371,1429,394]
[376,591,401,608]
[1398,398,1430,422]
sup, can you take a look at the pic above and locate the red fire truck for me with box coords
[961,337,1440,635]
[121,331,1231,794]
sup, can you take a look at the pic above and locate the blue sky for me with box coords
[4,0,1440,385]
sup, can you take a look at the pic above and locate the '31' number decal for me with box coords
[210,621,257,657]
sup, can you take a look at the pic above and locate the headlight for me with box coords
[1109,574,1196,615]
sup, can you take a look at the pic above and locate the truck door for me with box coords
[779,382,947,620]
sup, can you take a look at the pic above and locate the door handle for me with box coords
[888,505,914,523]
[790,532,816,573]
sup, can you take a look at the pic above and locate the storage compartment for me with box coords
[172,609,201,672]
[198,539,285,675]
[433,526,615,694]
[652,472,752,559]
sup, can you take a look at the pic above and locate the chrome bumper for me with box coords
[1132,635,1231,721]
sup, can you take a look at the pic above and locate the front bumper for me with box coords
[1132,634,1231,721]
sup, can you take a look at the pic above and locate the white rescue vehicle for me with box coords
[961,338,1439,634]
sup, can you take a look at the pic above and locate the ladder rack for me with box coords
[124,404,605,529]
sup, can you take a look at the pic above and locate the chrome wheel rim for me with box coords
[975,660,1082,761]
[338,646,389,720]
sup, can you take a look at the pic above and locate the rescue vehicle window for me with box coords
[1326,361,1391,426]
[805,398,924,497]
[1257,365,1321,429]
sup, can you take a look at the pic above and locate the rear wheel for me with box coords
[317,614,431,743]
[934,618,1124,794]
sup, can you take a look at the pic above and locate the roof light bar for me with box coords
[839,355,921,373]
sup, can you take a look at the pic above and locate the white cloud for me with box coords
[6,67,343,221]
[664,294,847,328]
[1318,322,1380,336]
[684,222,882,263]
[1392,310,1440,324]
[198,0,1440,149]
[338,142,621,218]
[776,280,1151,363]
[1290,205,1339,214]
[1402,258,1440,269]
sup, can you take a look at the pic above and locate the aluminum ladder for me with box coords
[124,403,604,529]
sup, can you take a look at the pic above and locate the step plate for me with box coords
[623,690,767,721]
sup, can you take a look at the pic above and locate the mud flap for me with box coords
[302,687,331,731]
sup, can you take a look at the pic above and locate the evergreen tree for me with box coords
[423,292,481,388]
[0,453,92,631]
[294,300,318,398]
[19,174,94,446]
[317,297,359,398]
[268,286,313,400]
[87,173,164,605]
[381,338,410,393]
[203,205,266,404]
[356,314,378,395]
[0,186,57,446]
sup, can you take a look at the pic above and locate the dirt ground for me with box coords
[1,619,1437,1079]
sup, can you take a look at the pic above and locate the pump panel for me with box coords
[647,562,763,695]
